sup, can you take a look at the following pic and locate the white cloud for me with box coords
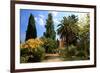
[35,17,38,21]
[38,14,45,19]
[39,18,45,26]
[35,14,45,26]
[54,18,60,24]
[38,15,45,26]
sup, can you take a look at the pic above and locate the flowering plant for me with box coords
[20,38,44,49]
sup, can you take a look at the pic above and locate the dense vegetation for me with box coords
[20,13,90,63]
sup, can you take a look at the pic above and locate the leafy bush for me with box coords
[60,45,77,58]
[20,38,45,63]
[41,37,58,53]
[58,48,65,56]
[76,51,85,58]
[59,45,88,60]
[20,48,29,63]
[67,45,77,56]
[20,48,29,56]
[20,56,26,63]
[28,46,45,62]
[20,56,29,63]
[20,38,44,49]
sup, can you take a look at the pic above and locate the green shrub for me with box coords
[41,37,58,53]
[20,48,29,63]
[60,45,78,59]
[20,38,45,63]
[27,46,45,62]
[76,51,85,58]
[20,56,29,63]
[20,48,29,56]
[67,45,77,56]
[58,48,65,56]
[58,45,89,61]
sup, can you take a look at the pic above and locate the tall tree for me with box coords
[78,14,90,59]
[57,15,78,47]
[44,13,56,40]
[25,14,37,41]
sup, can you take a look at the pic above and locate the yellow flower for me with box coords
[20,38,44,49]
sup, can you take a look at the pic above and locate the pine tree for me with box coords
[44,13,56,40]
[25,14,37,41]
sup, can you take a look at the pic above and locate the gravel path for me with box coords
[43,54,64,62]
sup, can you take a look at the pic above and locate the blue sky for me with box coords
[20,9,88,42]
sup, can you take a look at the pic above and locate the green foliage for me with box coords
[20,48,29,57]
[57,15,79,46]
[59,45,86,61]
[76,51,85,58]
[28,46,45,62]
[44,13,56,40]
[77,14,90,59]
[21,12,90,62]
[20,38,44,62]
[67,45,77,56]
[20,47,45,63]
[58,48,66,56]
[20,56,28,63]
[41,37,58,53]
[25,14,37,41]
[64,45,77,57]
[59,45,89,60]
[58,14,90,60]
[20,48,29,63]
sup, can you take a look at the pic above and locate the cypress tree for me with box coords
[25,14,37,41]
[44,13,56,40]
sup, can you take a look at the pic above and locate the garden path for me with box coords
[43,54,64,62]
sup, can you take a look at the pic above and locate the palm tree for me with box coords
[57,15,79,47]
[57,17,68,46]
